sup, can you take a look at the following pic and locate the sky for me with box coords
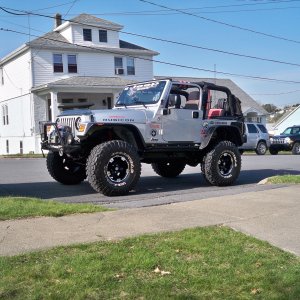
[0,0,300,108]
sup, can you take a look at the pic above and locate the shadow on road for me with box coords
[0,169,299,202]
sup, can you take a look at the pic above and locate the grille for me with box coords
[57,117,77,135]
[273,138,285,144]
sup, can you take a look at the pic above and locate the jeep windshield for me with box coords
[116,81,167,107]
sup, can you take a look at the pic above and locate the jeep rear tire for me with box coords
[86,140,141,196]
[151,162,186,178]
[47,151,86,185]
[204,141,241,186]
[255,141,267,155]
[292,142,300,155]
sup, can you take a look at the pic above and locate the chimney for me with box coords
[54,13,62,28]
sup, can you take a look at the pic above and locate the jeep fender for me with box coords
[85,124,146,150]
[199,125,243,150]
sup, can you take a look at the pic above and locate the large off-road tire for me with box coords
[204,141,241,186]
[86,140,141,196]
[151,162,186,178]
[46,151,86,185]
[269,147,278,155]
[292,142,300,155]
[201,159,209,184]
[255,141,267,155]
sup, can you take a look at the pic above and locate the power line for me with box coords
[138,0,300,44]
[1,6,300,69]
[1,27,300,85]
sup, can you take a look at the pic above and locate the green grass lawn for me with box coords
[268,175,300,184]
[0,197,110,221]
[0,226,299,299]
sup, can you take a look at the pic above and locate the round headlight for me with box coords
[75,117,81,130]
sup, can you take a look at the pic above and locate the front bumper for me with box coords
[269,143,293,152]
[39,121,81,154]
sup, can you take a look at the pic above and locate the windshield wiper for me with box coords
[133,101,147,108]
[116,102,127,108]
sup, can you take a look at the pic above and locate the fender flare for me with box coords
[199,125,243,150]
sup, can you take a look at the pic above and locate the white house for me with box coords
[271,105,300,135]
[0,13,158,154]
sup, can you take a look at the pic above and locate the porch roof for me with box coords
[31,76,136,93]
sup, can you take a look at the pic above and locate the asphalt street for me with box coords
[0,155,300,208]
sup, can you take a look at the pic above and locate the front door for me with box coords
[162,108,203,143]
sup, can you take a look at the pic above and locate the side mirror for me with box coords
[162,108,169,115]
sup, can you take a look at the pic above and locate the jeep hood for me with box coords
[91,109,154,124]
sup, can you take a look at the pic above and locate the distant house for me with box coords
[271,105,300,135]
[155,76,268,123]
[0,13,158,154]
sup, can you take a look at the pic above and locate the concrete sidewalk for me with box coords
[0,185,299,256]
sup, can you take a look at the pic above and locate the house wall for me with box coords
[0,93,35,155]
[59,26,73,43]
[273,107,300,135]
[0,50,32,100]
[0,50,35,154]
[32,50,153,87]
[72,25,120,48]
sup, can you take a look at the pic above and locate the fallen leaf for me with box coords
[153,267,161,273]
[161,270,171,276]
[251,288,261,295]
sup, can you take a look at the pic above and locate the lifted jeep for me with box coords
[40,79,245,196]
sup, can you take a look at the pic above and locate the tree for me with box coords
[262,104,278,113]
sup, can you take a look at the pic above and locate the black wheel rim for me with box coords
[106,154,130,183]
[218,152,234,176]
[62,158,81,174]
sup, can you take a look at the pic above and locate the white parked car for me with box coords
[239,122,270,155]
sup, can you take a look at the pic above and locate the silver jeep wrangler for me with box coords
[40,79,245,196]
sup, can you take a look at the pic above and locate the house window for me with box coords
[83,28,92,41]
[99,30,107,43]
[78,98,87,103]
[127,58,135,75]
[20,141,23,154]
[53,54,63,73]
[114,57,124,75]
[68,55,77,73]
[6,140,9,154]
[2,104,8,125]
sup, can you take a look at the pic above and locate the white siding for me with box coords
[33,50,154,86]
[72,25,120,48]
[274,107,300,135]
[0,50,31,101]
[0,94,35,155]
[59,26,73,43]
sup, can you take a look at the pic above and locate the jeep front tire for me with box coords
[47,151,86,185]
[151,162,186,178]
[204,141,241,186]
[86,140,141,196]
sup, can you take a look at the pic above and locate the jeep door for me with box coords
[162,93,203,143]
